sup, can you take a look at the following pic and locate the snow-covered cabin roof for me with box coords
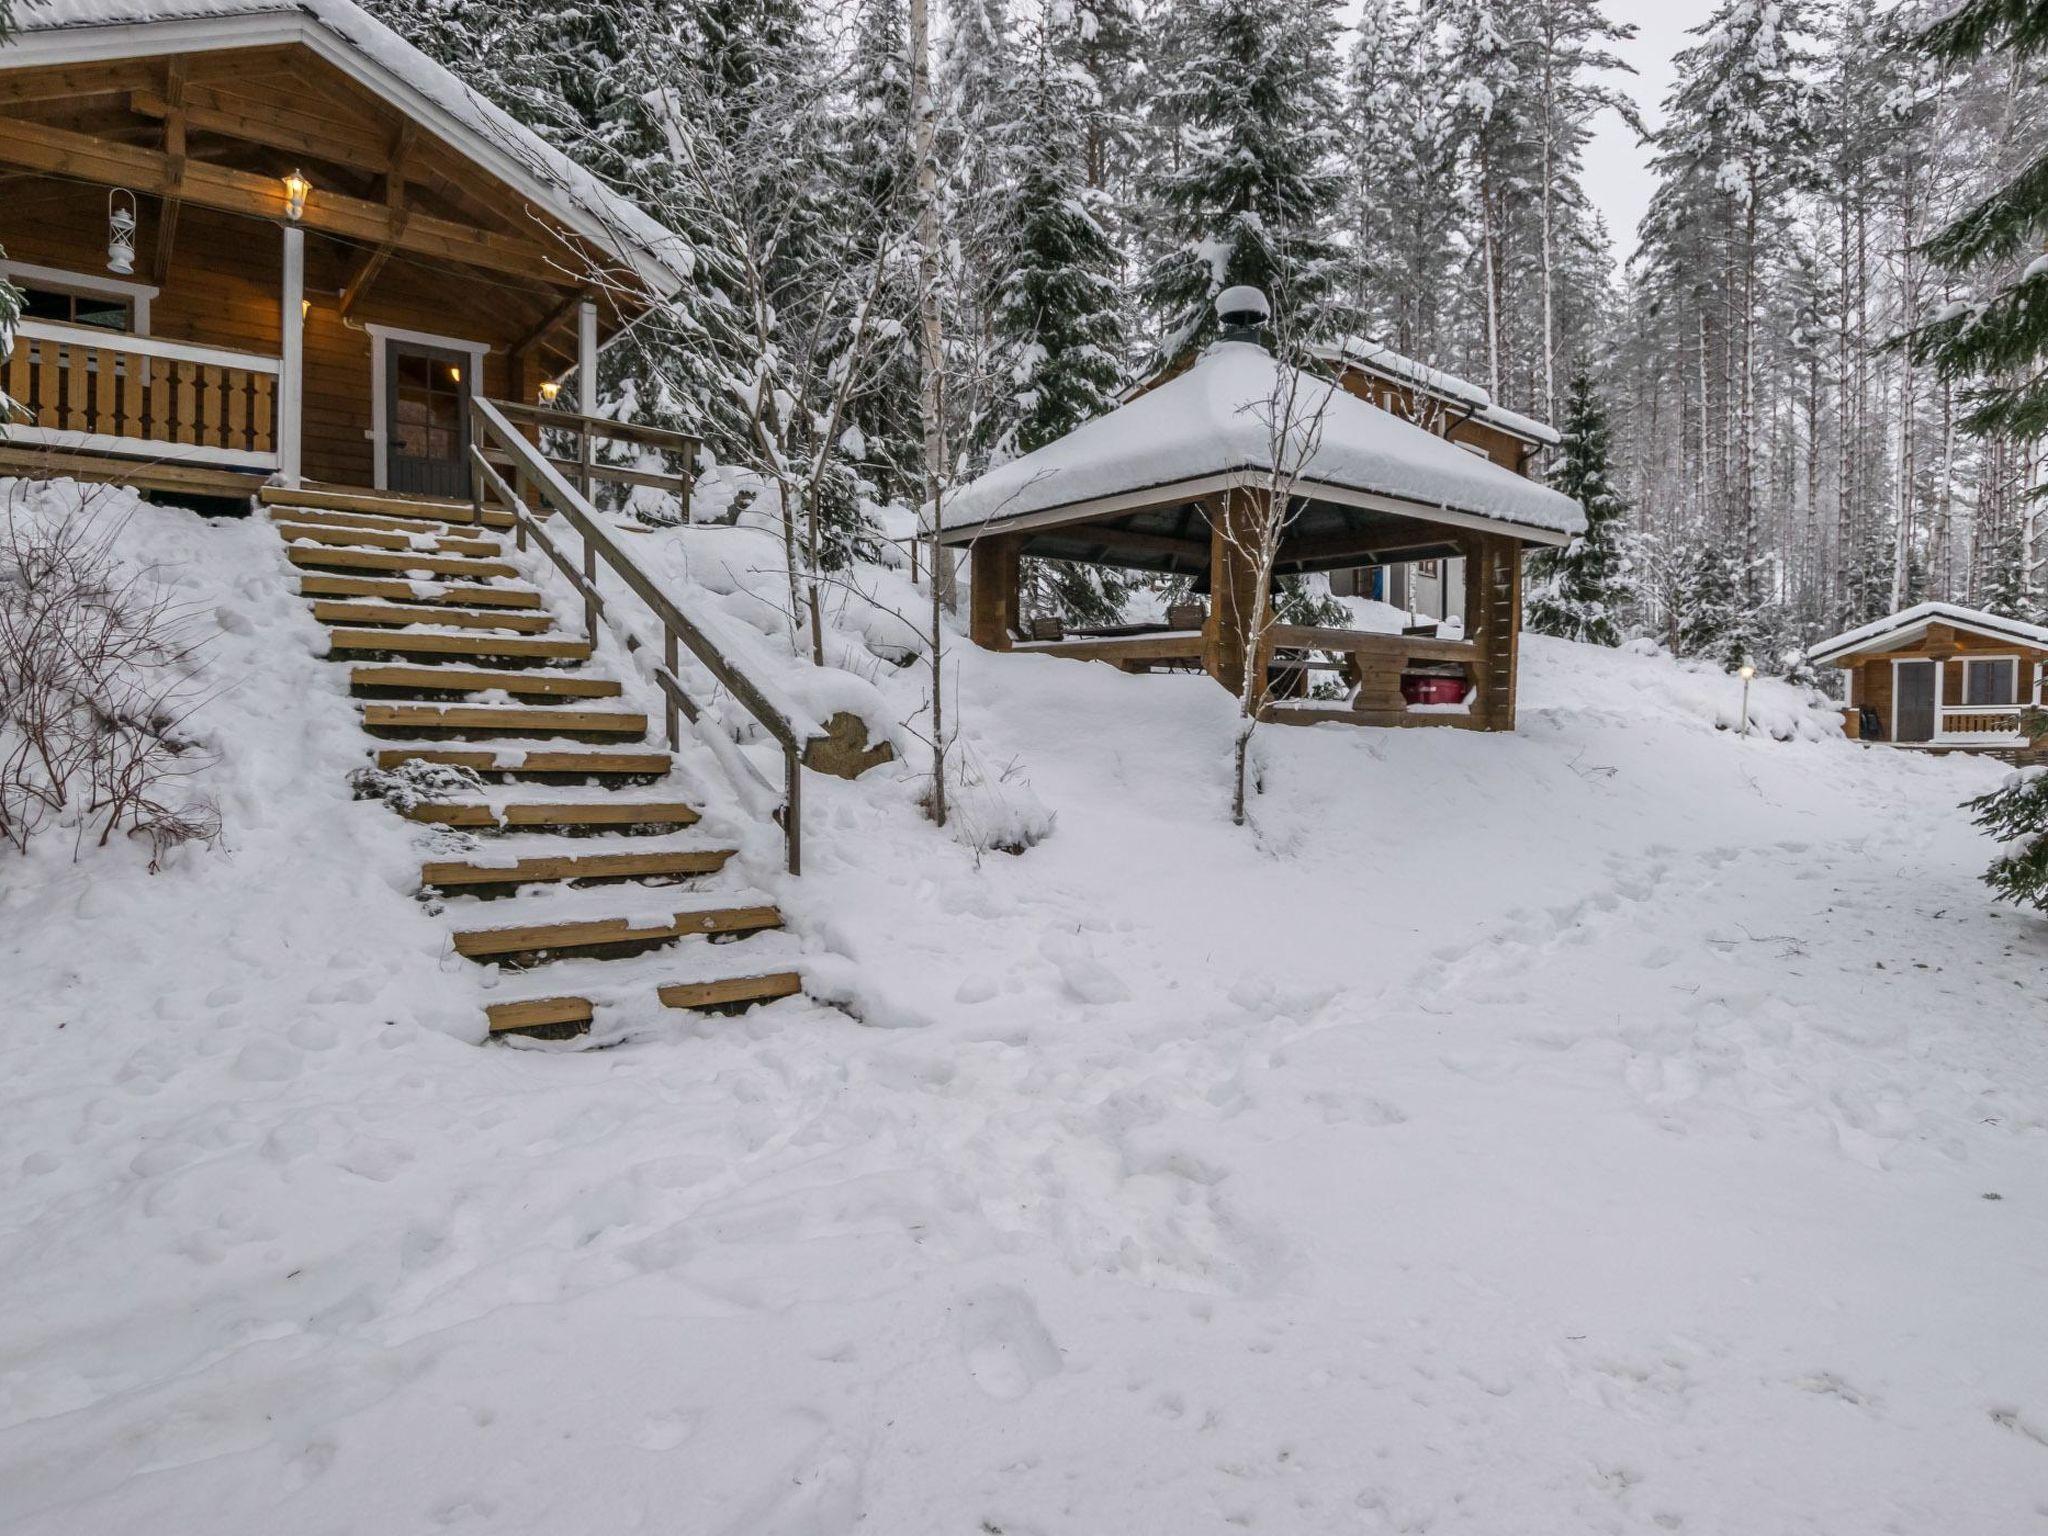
[4,0,693,297]
[940,341,1584,546]
[1807,601,2048,665]
[1312,338,1561,448]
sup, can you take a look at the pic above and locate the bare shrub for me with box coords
[0,485,221,867]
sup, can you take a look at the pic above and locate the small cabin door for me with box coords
[385,341,473,498]
[1895,659,1937,742]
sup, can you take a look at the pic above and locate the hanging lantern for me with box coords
[107,189,138,276]
[537,380,561,404]
[281,169,310,222]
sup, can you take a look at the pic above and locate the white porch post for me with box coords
[577,298,598,415]
[1932,654,1946,739]
[278,224,305,487]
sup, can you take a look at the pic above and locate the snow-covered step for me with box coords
[350,663,622,700]
[270,518,502,559]
[451,891,781,962]
[487,972,803,1035]
[402,797,700,832]
[264,505,503,539]
[260,483,510,528]
[314,603,557,635]
[286,543,521,582]
[372,743,669,779]
[361,702,648,739]
[479,931,807,1035]
[421,842,734,892]
[331,629,591,666]
[300,573,547,610]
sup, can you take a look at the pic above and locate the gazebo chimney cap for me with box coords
[1215,286,1271,338]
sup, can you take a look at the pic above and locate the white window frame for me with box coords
[366,323,490,492]
[1959,655,2021,710]
[1,258,156,333]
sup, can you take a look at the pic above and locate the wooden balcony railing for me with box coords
[1,319,279,470]
[1938,705,2025,740]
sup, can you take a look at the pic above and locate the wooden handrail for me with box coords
[470,396,805,875]
[489,397,700,455]
[1265,623,1476,661]
[13,317,282,375]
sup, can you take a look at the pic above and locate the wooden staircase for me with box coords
[263,482,803,1039]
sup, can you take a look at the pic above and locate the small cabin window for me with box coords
[19,284,133,333]
[1962,656,2018,707]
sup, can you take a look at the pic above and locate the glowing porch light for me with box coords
[282,169,311,222]
[538,380,561,404]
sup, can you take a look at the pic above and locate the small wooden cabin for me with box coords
[1809,602,2048,755]
[937,295,1585,733]
[0,0,688,502]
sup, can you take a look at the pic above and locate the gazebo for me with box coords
[937,293,1585,731]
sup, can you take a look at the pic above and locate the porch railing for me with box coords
[485,398,696,505]
[468,397,806,875]
[1938,705,2025,741]
[1,319,279,469]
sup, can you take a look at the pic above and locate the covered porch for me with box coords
[0,0,690,502]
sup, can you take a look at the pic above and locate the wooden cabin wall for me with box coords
[1333,374,1529,471]
[5,179,532,489]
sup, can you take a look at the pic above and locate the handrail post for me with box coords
[663,630,681,752]
[582,539,598,642]
[784,748,801,877]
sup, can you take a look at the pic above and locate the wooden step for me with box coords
[264,506,497,538]
[298,573,544,609]
[311,601,556,633]
[486,971,803,1035]
[403,800,700,831]
[453,902,781,960]
[330,629,592,663]
[374,746,669,778]
[658,972,804,1011]
[421,846,732,889]
[363,703,648,738]
[286,545,520,581]
[350,664,622,700]
[273,519,501,558]
[261,483,512,528]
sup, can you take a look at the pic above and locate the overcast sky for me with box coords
[1580,0,1721,265]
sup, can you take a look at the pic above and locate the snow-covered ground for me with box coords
[4,479,2046,1534]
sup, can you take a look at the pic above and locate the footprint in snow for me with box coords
[958,1284,1063,1401]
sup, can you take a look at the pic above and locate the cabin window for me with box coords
[19,284,134,333]
[1962,656,2019,707]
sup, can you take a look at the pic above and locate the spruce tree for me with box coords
[1966,750,2048,912]
[1142,0,1347,362]
[1905,0,2048,442]
[986,0,1130,623]
[1526,367,1633,645]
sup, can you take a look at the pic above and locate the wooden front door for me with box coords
[386,341,472,498]
[1895,659,1937,742]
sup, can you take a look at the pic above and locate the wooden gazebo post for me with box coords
[1462,531,1522,730]
[968,532,1021,651]
[1202,487,1267,699]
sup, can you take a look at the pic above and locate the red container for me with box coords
[1400,673,1466,706]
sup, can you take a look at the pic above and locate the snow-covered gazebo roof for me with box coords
[1808,601,2048,666]
[939,340,1583,556]
[4,0,693,296]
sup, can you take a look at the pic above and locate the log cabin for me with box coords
[938,290,1584,732]
[1810,602,2048,758]
[0,0,691,503]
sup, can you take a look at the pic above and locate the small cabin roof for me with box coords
[939,341,1584,546]
[5,0,693,297]
[1310,338,1561,448]
[1808,601,2048,665]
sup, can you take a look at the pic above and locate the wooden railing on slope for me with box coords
[469,397,806,874]
[486,398,697,504]
[1,319,278,467]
